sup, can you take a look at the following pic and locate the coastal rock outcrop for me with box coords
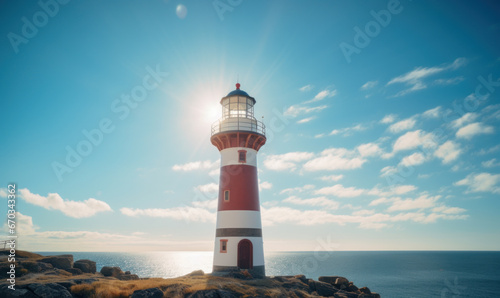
[0,250,381,297]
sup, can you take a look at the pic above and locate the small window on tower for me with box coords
[224,190,230,202]
[238,150,247,163]
[220,239,228,253]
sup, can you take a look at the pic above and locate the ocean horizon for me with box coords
[36,250,500,298]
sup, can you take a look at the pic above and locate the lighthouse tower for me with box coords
[210,83,266,278]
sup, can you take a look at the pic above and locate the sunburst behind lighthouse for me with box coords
[210,83,266,277]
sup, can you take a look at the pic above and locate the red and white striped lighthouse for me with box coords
[210,83,266,278]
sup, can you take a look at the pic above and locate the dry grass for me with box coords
[69,275,315,298]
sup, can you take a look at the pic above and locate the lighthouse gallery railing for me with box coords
[211,117,266,137]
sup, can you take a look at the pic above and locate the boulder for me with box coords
[359,286,372,294]
[117,273,140,280]
[334,277,350,290]
[74,259,96,273]
[308,280,338,297]
[184,269,204,276]
[27,283,72,298]
[37,262,54,271]
[18,261,42,273]
[187,289,238,298]
[100,266,123,277]
[38,255,73,270]
[65,268,83,275]
[319,276,344,284]
[131,287,164,298]
[347,281,359,292]
[0,284,37,298]
[56,281,76,291]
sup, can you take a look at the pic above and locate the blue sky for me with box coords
[1,0,499,252]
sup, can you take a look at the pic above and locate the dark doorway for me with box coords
[237,239,253,269]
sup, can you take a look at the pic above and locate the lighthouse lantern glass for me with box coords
[222,96,255,120]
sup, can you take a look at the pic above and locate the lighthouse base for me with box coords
[212,265,266,278]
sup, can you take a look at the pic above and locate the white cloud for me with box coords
[482,158,500,168]
[303,148,366,171]
[456,122,494,139]
[455,172,500,194]
[284,105,328,117]
[283,196,340,210]
[280,184,315,195]
[380,114,397,124]
[18,188,112,218]
[368,185,417,197]
[315,184,366,197]
[434,141,461,164]
[478,144,500,155]
[389,118,417,133]
[299,84,313,92]
[307,89,337,103]
[357,142,383,157]
[380,166,397,177]
[433,76,465,85]
[195,183,218,195]
[172,160,219,171]
[120,206,215,222]
[422,106,442,118]
[319,174,344,182]
[4,212,37,235]
[192,199,218,210]
[330,123,368,136]
[264,152,314,171]
[432,206,467,214]
[450,113,479,128]
[0,188,7,198]
[387,58,467,97]
[259,181,273,190]
[361,81,378,90]
[399,152,427,167]
[369,197,392,206]
[392,130,437,153]
[297,116,315,124]
[387,195,441,212]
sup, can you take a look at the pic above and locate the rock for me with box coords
[319,276,350,289]
[308,280,338,297]
[187,289,238,298]
[125,270,131,274]
[56,281,76,290]
[335,289,360,298]
[27,283,72,298]
[117,273,140,280]
[100,266,123,277]
[37,262,54,271]
[0,284,37,298]
[294,274,308,284]
[131,287,164,298]
[65,267,83,275]
[359,286,372,294]
[72,278,99,284]
[347,281,359,292]
[74,259,96,273]
[18,261,42,273]
[37,255,73,270]
[185,269,205,276]
[334,277,350,290]
[226,270,252,279]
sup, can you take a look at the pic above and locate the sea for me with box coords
[37,251,500,298]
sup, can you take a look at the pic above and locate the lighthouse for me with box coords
[210,83,266,278]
